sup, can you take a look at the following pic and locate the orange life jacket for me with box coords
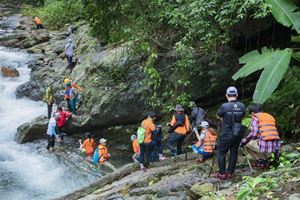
[203,129,217,153]
[255,112,280,141]
[34,17,42,25]
[98,144,109,163]
[132,139,139,154]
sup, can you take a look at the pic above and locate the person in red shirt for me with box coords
[56,106,72,141]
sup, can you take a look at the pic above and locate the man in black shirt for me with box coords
[215,86,245,180]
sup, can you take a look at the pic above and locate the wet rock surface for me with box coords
[0,66,19,77]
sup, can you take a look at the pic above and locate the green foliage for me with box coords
[233,48,292,104]
[264,67,300,137]
[242,115,252,128]
[237,176,278,200]
[22,0,85,29]
[266,0,300,33]
[81,0,268,110]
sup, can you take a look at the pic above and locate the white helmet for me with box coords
[200,121,209,128]
[131,135,137,141]
[99,138,107,144]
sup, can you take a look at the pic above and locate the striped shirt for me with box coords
[241,116,281,153]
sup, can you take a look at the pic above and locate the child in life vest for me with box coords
[131,135,140,162]
[191,121,217,163]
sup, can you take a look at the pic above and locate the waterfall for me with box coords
[0,47,95,200]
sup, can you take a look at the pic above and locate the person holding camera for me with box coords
[214,86,245,180]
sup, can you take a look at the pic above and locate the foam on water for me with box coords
[0,47,91,200]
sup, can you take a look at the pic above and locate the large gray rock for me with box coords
[15,115,48,144]
[15,80,42,101]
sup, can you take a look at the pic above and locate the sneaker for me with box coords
[140,164,147,172]
[211,173,227,180]
[196,157,204,163]
[226,173,233,179]
[159,156,168,161]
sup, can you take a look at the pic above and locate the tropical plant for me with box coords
[237,176,278,200]
[232,0,300,104]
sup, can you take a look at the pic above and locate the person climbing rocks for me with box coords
[139,111,161,171]
[214,86,246,180]
[240,104,281,169]
[56,106,72,142]
[191,121,217,163]
[64,83,71,111]
[44,85,55,119]
[64,38,75,68]
[190,101,206,127]
[64,78,83,110]
[46,113,59,151]
[97,138,116,171]
[34,16,44,29]
[79,132,95,157]
[131,135,140,163]
[69,85,77,113]
[167,104,191,157]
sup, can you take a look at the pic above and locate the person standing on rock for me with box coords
[240,104,281,169]
[214,86,245,180]
[139,111,161,171]
[34,16,44,29]
[190,101,206,127]
[64,38,75,67]
[44,85,55,119]
[167,104,191,157]
[131,135,140,163]
[46,113,59,151]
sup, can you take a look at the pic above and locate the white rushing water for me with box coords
[0,47,93,200]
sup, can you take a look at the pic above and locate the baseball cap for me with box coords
[175,104,184,112]
[226,86,238,96]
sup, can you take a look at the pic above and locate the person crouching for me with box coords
[192,121,217,163]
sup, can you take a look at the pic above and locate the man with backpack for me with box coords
[138,111,161,171]
[214,86,246,180]
[167,104,191,157]
[190,101,206,127]
[240,104,281,169]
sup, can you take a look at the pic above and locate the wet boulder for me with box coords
[1,66,19,77]
[15,80,42,101]
[15,115,48,144]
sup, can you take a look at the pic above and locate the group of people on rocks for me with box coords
[130,86,281,180]
[38,16,281,177]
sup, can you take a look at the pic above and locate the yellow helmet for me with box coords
[64,78,71,84]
